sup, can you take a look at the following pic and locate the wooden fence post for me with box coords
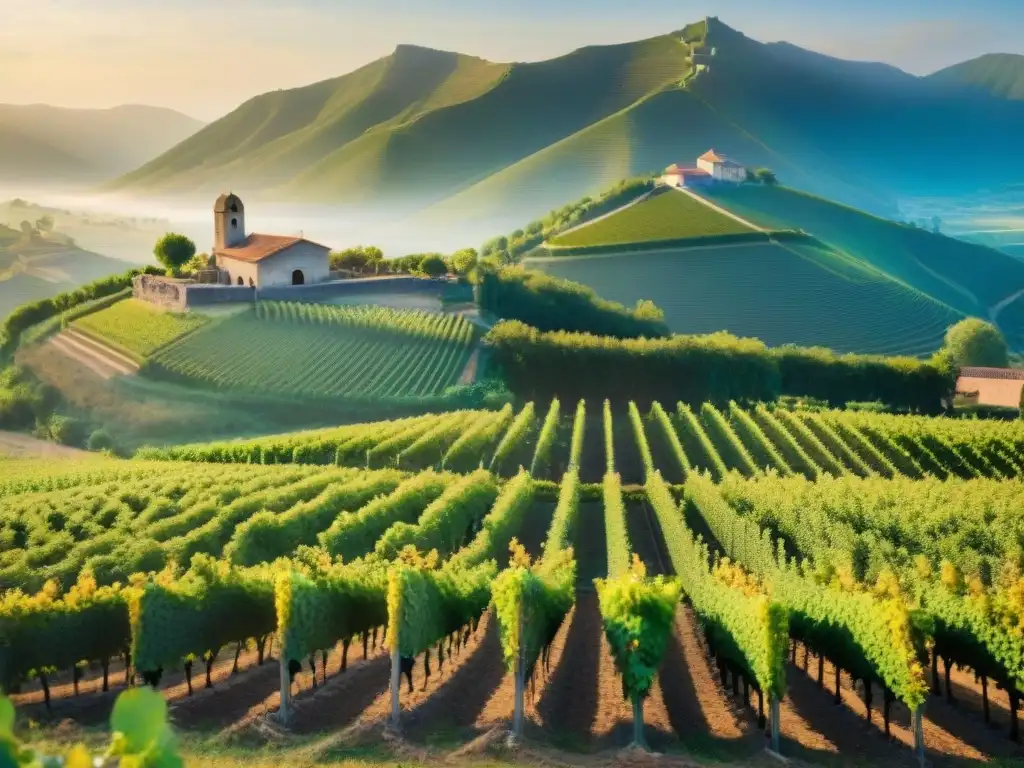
[389,644,402,729]
[769,695,781,754]
[913,706,926,768]
[277,648,290,725]
[511,600,526,740]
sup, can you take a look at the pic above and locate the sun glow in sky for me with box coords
[2,0,1021,120]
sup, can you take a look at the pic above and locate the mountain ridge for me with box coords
[106,18,1024,238]
[927,53,1024,100]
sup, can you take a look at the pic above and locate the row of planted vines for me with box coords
[5,400,1024,761]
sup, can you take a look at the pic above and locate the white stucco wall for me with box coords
[662,172,683,187]
[218,242,330,288]
[696,158,715,176]
[721,165,746,183]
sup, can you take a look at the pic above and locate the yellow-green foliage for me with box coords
[549,189,753,248]
[73,298,207,360]
[594,556,682,701]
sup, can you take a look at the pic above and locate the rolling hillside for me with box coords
[698,184,1024,334]
[524,238,964,356]
[0,233,129,320]
[110,18,1024,236]
[928,53,1024,100]
[0,104,203,184]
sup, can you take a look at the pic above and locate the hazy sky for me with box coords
[2,0,1021,121]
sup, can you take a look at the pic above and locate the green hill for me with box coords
[110,18,1024,234]
[524,237,964,356]
[0,104,203,184]
[547,187,754,248]
[928,53,1024,100]
[698,184,1024,333]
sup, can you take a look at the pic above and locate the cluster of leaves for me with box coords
[1,687,183,767]
[595,555,682,702]
[648,402,691,479]
[645,470,787,699]
[445,470,535,570]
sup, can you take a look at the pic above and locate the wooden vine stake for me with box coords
[769,695,781,754]
[389,644,402,730]
[913,705,926,768]
[511,600,526,741]
[277,642,291,725]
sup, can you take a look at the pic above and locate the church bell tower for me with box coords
[213,193,246,251]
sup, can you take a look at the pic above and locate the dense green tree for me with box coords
[942,318,1009,368]
[754,168,778,185]
[449,248,478,276]
[330,245,384,273]
[419,254,448,278]
[153,233,196,277]
[35,214,54,232]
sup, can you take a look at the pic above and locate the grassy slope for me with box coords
[525,238,963,355]
[928,53,1024,100]
[699,184,1024,325]
[72,298,208,360]
[113,46,510,195]
[548,188,752,247]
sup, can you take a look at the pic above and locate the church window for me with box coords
[231,218,238,229]
[237,276,244,286]
[230,202,238,213]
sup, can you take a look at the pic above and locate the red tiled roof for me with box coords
[215,233,329,263]
[958,366,1024,381]
[665,165,710,176]
[699,149,725,163]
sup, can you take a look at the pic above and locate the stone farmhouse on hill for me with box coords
[956,366,1024,409]
[661,149,747,188]
[212,193,331,288]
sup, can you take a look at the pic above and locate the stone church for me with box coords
[213,193,331,288]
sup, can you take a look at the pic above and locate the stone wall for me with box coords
[134,274,444,311]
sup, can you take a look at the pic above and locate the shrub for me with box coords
[942,318,1009,368]
[486,322,953,412]
[87,428,118,453]
[47,415,89,447]
[477,266,668,340]
[485,320,778,406]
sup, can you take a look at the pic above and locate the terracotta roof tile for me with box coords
[699,149,725,163]
[958,366,1024,381]
[215,233,329,263]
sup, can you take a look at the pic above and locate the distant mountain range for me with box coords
[928,53,1024,100]
[0,104,203,184]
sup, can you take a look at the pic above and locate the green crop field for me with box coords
[547,189,754,248]
[72,298,209,360]
[526,240,963,355]
[7,399,1024,763]
[145,301,476,400]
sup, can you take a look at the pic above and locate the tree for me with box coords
[942,318,1009,368]
[153,233,196,277]
[449,248,478,276]
[184,252,212,276]
[35,214,54,232]
[19,221,35,236]
[419,254,448,278]
[754,168,778,186]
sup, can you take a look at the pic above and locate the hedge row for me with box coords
[476,266,668,340]
[1,266,162,357]
[485,321,953,412]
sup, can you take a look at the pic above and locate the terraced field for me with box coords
[72,298,208,361]
[547,188,754,249]
[145,301,477,400]
[526,240,963,355]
